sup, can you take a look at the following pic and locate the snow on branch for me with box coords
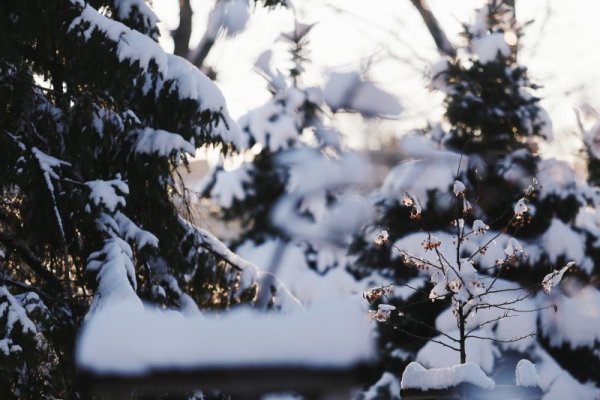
[0,286,37,337]
[133,127,196,159]
[112,0,160,40]
[181,219,302,312]
[113,212,159,250]
[86,178,129,213]
[68,0,241,147]
[87,237,142,314]
[323,71,402,117]
[32,147,70,241]
[541,262,574,294]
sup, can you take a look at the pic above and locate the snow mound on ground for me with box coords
[401,362,495,390]
[516,359,540,387]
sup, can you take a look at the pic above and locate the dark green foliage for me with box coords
[0,0,254,397]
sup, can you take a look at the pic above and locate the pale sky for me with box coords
[153,0,600,155]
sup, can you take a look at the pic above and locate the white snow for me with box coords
[68,1,240,146]
[416,331,499,373]
[114,212,159,249]
[181,221,302,311]
[113,0,159,36]
[471,32,511,64]
[235,239,363,304]
[86,179,129,213]
[536,159,579,200]
[541,262,574,294]
[238,87,306,151]
[133,127,195,158]
[541,219,586,271]
[533,345,600,400]
[472,219,489,235]
[363,372,401,399]
[453,180,466,196]
[401,362,495,390]
[381,157,460,209]
[514,198,529,216]
[86,237,141,314]
[515,359,540,387]
[271,150,373,245]
[323,71,402,117]
[77,297,374,374]
[539,285,600,349]
[209,165,253,208]
[504,237,523,257]
[0,286,37,336]
[208,0,249,37]
[429,58,450,93]
[31,147,70,180]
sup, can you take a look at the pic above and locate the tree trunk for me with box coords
[458,304,467,364]
[408,0,456,58]
[173,0,192,57]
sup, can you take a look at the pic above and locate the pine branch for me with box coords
[0,232,66,295]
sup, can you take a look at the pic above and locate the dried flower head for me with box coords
[422,235,442,251]
[473,219,489,235]
[363,285,394,303]
[463,199,472,214]
[368,309,391,322]
[514,198,529,219]
[448,279,461,293]
[453,180,466,197]
[374,230,389,246]
[402,191,422,220]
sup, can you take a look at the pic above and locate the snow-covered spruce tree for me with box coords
[0,0,281,397]
[197,20,398,305]
[354,2,600,399]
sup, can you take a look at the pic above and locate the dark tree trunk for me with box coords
[458,304,467,364]
[173,0,192,57]
[408,0,456,58]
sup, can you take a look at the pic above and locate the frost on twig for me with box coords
[364,169,567,367]
[363,284,394,304]
[541,262,575,294]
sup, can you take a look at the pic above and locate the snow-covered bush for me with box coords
[365,176,572,367]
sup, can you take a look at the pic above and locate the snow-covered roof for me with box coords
[77,298,375,375]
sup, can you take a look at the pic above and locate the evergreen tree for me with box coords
[355,2,600,398]
[198,20,390,305]
[0,0,274,397]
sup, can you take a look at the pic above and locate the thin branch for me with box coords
[0,232,66,295]
[402,313,460,343]
[394,324,461,352]
[0,274,57,303]
[465,311,514,336]
[466,331,536,344]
